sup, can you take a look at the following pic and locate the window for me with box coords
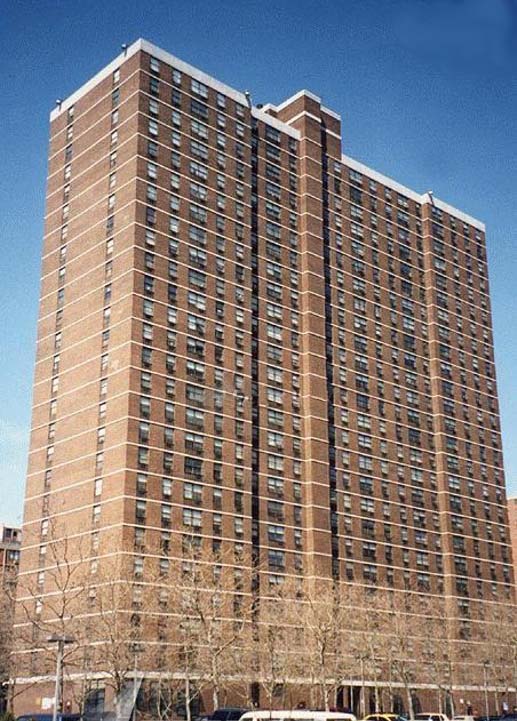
[190,139,208,160]
[267,324,282,341]
[268,455,284,472]
[188,269,206,290]
[149,76,160,97]
[185,432,203,455]
[214,92,225,109]
[183,508,202,527]
[191,98,208,120]
[189,225,207,246]
[135,499,146,522]
[146,207,156,226]
[360,498,375,515]
[146,184,157,204]
[92,504,101,525]
[156,479,171,503]
[161,504,172,527]
[186,406,204,430]
[268,524,285,544]
[184,456,203,479]
[264,479,284,501]
[132,556,144,577]
[184,482,203,504]
[172,68,182,85]
[268,549,285,569]
[148,98,159,118]
[191,78,208,98]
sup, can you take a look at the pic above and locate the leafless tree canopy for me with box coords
[11,531,517,719]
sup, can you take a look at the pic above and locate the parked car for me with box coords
[208,709,249,721]
[240,711,356,721]
[17,715,82,721]
[362,715,406,721]
[414,714,450,721]
[453,715,476,721]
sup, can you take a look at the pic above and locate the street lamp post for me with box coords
[47,634,75,721]
[513,657,517,710]
[360,657,366,719]
[133,649,138,721]
[132,643,143,721]
[448,658,455,718]
[483,660,490,721]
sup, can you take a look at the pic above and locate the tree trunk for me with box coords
[8,680,15,715]
[323,680,330,712]
[309,680,315,709]
[115,693,122,721]
[212,657,219,710]
[404,682,414,721]
[185,677,192,721]
[247,683,255,710]
[387,666,394,713]
[268,690,274,712]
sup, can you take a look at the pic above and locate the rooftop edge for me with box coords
[342,154,485,231]
[48,39,484,231]
[49,38,300,139]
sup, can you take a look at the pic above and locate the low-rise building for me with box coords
[0,524,22,585]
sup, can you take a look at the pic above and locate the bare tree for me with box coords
[169,546,252,712]
[348,587,391,715]
[255,580,304,710]
[383,590,425,720]
[13,524,91,709]
[480,601,517,711]
[412,595,458,716]
[298,578,355,711]
[0,571,16,714]
[161,592,205,721]
[84,555,156,719]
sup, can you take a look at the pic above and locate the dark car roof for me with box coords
[18,716,81,721]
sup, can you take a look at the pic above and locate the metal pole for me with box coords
[483,662,490,721]
[360,657,366,718]
[48,635,75,721]
[52,640,63,721]
[514,658,516,710]
[133,650,138,721]
[449,660,455,718]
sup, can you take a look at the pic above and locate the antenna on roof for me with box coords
[427,190,435,206]
[56,99,62,110]
[244,91,252,109]
[121,43,128,56]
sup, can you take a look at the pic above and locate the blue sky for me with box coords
[1,0,516,526]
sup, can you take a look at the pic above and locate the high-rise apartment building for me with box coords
[16,38,514,712]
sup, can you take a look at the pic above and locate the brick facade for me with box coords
[14,38,514,715]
